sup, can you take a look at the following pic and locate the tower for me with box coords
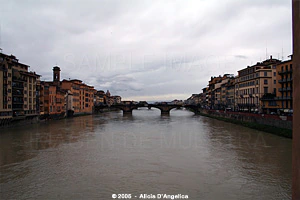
[53,66,61,86]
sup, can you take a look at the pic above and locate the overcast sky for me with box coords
[0,0,292,101]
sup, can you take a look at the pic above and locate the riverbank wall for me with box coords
[0,115,39,129]
[197,109,292,138]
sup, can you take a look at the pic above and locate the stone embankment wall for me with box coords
[198,109,292,138]
[199,109,292,129]
[0,117,12,127]
[0,116,39,128]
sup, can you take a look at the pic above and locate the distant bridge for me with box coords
[94,103,201,115]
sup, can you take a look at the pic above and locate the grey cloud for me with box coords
[91,74,143,95]
[0,0,292,100]
[235,55,248,59]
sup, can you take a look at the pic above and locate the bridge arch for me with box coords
[110,104,139,114]
[148,104,183,115]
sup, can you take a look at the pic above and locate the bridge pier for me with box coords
[123,110,133,115]
[161,110,170,115]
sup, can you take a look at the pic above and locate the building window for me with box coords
[264,72,267,76]
[264,79,268,84]
[274,80,276,84]
[8,73,11,77]
[274,72,276,76]
[8,89,11,93]
[85,103,89,107]
[264,87,268,93]
[269,101,277,106]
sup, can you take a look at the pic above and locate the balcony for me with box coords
[12,93,23,97]
[278,71,285,75]
[275,96,292,100]
[278,69,293,75]
[261,93,276,101]
[287,78,293,82]
[12,101,24,104]
[12,89,23,95]
[278,79,287,83]
[12,83,24,89]
[2,67,8,72]
[279,87,292,92]
[12,76,26,82]
[12,107,24,111]
[237,103,256,107]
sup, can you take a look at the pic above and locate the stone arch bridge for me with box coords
[94,103,200,115]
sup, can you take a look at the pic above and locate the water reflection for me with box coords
[0,109,292,199]
[0,115,104,166]
[198,117,292,199]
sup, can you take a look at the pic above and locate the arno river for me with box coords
[0,109,292,199]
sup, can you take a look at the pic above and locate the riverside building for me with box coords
[235,56,281,113]
[0,53,40,123]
